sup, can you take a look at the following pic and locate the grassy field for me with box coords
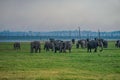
[0,41,120,80]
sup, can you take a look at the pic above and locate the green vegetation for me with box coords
[0,41,120,80]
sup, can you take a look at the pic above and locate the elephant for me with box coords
[44,41,54,52]
[53,40,72,53]
[30,41,41,53]
[103,40,108,48]
[13,42,21,50]
[63,41,72,53]
[77,39,87,48]
[87,38,103,52]
[115,40,120,48]
[53,40,62,53]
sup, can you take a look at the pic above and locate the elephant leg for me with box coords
[87,48,89,52]
[46,47,48,52]
[45,48,47,52]
[59,48,62,53]
[39,48,41,53]
[45,47,47,52]
[69,49,71,53]
[94,48,97,52]
[48,48,49,51]
[54,48,57,53]
[90,48,92,52]
[64,49,66,53]
[100,47,103,52]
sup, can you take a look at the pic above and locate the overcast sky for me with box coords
[0,0,120,32]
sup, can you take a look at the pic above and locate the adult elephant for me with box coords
[63,41,72,53]
[115,40,120,48]
[87,39,103,52]
[31,41,41,53]
[53,40,62,53]
[53,40,72,53]
[44,41,54,52]
[77,39,87,48]
[13,42,21,50]
[103,40,108,48]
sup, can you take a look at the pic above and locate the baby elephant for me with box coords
[13,42,21,50]
[31,41,41,53]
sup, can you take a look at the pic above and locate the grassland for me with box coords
[0,41,120,80]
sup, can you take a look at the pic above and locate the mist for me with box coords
[0,0,120,32]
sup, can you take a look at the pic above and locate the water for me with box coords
[0,36,119,42]
[0,39,118,42]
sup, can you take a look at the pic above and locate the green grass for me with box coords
[0,41,120,80]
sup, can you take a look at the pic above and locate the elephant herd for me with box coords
[44,40,72,53]
[75,38,108,52]
[13,39,120,53]
[13,40,72,53]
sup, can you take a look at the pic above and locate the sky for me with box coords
[0,0,120,32]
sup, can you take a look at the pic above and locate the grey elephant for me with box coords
[87,38,103,52]
[77,39,87,48]
[44,41,54,52]
[63,41,72,53]
[53,40,62,53]
[103,40,108,48]
[53,40,72,53]
[31,41,41,53]
[13,42,21,50]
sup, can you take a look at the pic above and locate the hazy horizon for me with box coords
[0,0,120,32]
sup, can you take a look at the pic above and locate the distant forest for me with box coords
[0,30,120,41]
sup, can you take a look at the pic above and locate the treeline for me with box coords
[0,30,120,40]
